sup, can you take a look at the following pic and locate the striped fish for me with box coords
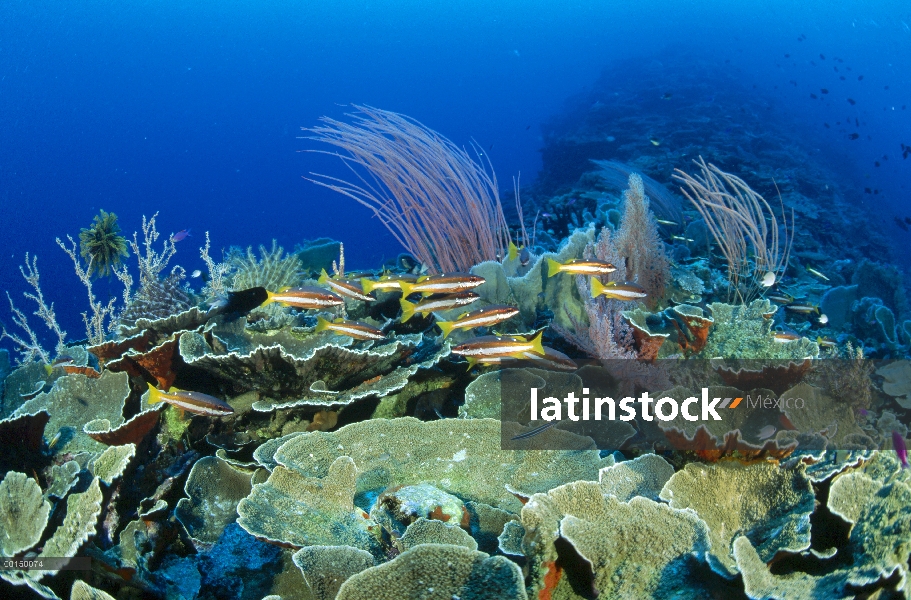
[398,273,485,297]
[591,279,647,301]
[547,258,617,277]
[315,316,385,341]
[360,274,419,294]
[436,305,519,338]
[451,330,545,368]
[146,383,234,417]
[262,286,344,310]
[318,269,376,302]
[400,292,479,323]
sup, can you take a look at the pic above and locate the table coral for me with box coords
[658,461,815,577]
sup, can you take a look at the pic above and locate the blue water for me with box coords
[1,0,909,345]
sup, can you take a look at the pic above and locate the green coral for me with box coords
[175,455,254,544]
[700,300,819,359]
[335,543,527,600]
[79,209,129,278]
[658,461,815,577]
[292,545,375,600]
[0,471,51,556]
[226,239,303,291]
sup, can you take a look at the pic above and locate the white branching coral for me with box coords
[57,236,118,346]
[0,254,67,364]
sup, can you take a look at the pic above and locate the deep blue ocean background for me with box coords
[1,0,909,347]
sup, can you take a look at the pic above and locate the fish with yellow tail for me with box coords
[436,305,520,339]
[451,330,546,369]
[146,383,234,417]
[400,292,479,323]
[262,286,344,310]
[507,242,533,266]
[397,273,485,297]
[360,274,418,294]
[318,269,376,302]
[590,279,647,301]
[315,316,385,341]
[546,258,616,277]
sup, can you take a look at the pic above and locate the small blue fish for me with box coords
[171,229,191,242]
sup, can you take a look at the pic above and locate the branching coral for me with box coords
[1,254,67,364]
[305,105,511,273]
[614,173,670,307]
[58,236,118,345]
[79,210,129,279]
[674,157,794,303]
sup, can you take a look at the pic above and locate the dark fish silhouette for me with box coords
[824,123,830,128]
[849,133,860,140]
[840,75,846,80]
[858,75,864,80]
[875,161,880,167]
[820,53,825,60]
[821,88,829,94]
[810,93,818,99]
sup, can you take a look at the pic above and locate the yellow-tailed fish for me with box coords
[670,235,695,243]
[315,316,385,341]
[436,305,519,339]
[773,332,801,343]
[656,219,678,226]
[518,346,578,371]
[807,267,830,281]
[816,336,837,348]
[507,241,520,262]
[649,137,661,146]
[146,383,234,417]
[766,294,794,304]
[451,330,546,369]
[399,292,480,323]
[546,258,616,277]
[397,273,485,297]
[360,273,419,294]
[785,304,819,315]
[318,269,375,302]
[590,279,647,300]
[262,286,344,310]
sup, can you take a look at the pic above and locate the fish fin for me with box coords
[261,290,275,306]
[360,278,375,294]
[508,241,518,262]
[168,387,178,393]
[318,269,330,284]
[590,278,604,298]
[398,281,415,297]
[465,357,478,371]
[437,320,454,339]
[146,382,163,404]
[315,316,330,332]
[526,329,546,356]
[44,364,53,377]
[416,275,428,283]
[399,298,415,323]
[546,257,562,278]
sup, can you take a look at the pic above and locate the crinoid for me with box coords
[79,209,129,278]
